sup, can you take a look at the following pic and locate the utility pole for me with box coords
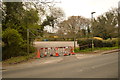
[27,28,43,54]
[91,12,96,51]
[27,29,29,54]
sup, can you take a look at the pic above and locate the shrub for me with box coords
[2,28,30,60]
[29,45,36,53]
[77,38,118,50]
[102,39,116,47]
[93,39,103,47]
[111,38,120,47]
[3,28,23,46]
[77,38,92,50]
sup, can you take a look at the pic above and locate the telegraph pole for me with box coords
[27,29,29,54]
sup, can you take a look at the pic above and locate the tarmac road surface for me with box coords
[3,52,118,78]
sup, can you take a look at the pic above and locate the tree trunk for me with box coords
[74,35,76,49]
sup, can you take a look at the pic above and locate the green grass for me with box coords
[3,53,36,64]
[74,46,119,53]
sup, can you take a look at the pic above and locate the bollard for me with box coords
[50,47,54,56]
[63,47,69,56]
[44,48,48,57]
[36,46,75,59]
[48,48,51,56]
[36,49,40,58]
[40,48,44,58]
[59,47,63,55]
[55,47,59,57]
[70,46,76,55]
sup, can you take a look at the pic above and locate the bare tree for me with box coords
[58,16,90,48]
[49,7,65,25]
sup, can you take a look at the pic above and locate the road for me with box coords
[3,52,118,78]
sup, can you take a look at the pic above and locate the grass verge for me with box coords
[3,53,36,65]
[74,46,119,53]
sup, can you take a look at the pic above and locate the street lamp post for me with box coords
[118,1,120,48]
[91,12,96,51]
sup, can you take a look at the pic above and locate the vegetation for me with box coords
[1,1,119,62]
[77,38,119,50]
[57,16,90,40]
[2,2,40,60]
[2,2,64,60]
[3,53,35,65]
[92,8,118,39]
[74,46,118,53]
[42,8,118,42]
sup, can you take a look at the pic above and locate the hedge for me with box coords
[77,38,119,50]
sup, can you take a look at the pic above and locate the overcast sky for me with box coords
[56,0,120,19]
